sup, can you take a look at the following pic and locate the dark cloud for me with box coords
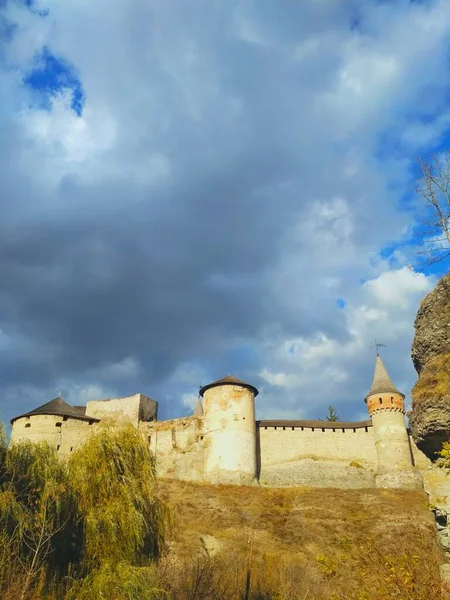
[0,0,448,423]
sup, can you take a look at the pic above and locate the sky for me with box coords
[1,0,449,427]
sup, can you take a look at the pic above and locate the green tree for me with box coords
[438,440,450,468]
[0,421,7,467]
[0,441,77,600]
[324,405,340,422]
[0,423,169,599]
[66,422,169,598]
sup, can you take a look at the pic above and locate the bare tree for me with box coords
[17,482,72,600]
[415,154,450,268]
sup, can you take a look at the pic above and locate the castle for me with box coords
[10,355,432,490]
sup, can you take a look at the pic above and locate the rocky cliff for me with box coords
[409,273,450,459]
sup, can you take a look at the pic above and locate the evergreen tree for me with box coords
[325,405,340,422]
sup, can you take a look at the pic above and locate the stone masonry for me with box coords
[9,358,433,491]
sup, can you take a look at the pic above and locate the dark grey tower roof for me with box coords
[365,356,405,402]
[199,375,259,397]
[11,397,99,424]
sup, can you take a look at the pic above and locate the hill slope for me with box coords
[158,480,442,600]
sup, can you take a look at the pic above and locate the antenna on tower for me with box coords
[370,340,386,356]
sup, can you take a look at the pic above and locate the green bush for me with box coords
[0,423,169,599]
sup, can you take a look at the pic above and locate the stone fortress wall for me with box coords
[139,416,381,488]
[141,417,431,489]
[258,421,378,488]
[259,422,430,487]
[140,416,206,483]
[11,413,96,455]
[87,393,158,423]
[9,358,433,491]
[10,393,157,454]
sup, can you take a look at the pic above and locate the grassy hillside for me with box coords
[158,480,443,600]
[1,426,444,599]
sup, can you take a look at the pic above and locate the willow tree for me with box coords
[0,440,77,600]
[0,422,169,599]
[67,423,169,599]
[0,421,6,467]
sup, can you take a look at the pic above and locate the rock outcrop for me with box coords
[409,273,450,459]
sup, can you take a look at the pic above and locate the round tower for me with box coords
[200,375,258,485]
[365,355,422,490]
[10,396,99,453]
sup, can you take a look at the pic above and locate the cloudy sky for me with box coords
[1,0,449,427]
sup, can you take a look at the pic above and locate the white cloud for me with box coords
[181,392,199,410]
[362,267,433,310]
[257,267,436,419]
[0,0,448,425]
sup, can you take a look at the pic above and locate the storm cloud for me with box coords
[0,0,448,424]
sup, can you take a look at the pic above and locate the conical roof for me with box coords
[11,397,99,424]
[199,375,259,397]
[365,356,404,401]
[193,398,204,417]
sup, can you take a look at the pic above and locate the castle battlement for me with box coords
[9,358,431,490]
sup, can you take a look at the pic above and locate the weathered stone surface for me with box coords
[424,466,450,596]
[409,394,450,458]
[439,532,450,550]
[10,369,430,490]
[441,563,450,585]
[410,274,450,459]
[411,274,450,375]
[199,534,222,557]
[374,470,423,491]
[424,464,450,511]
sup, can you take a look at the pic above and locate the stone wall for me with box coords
[86,394,157,424]
[138,418,433,488]
[258,423,378,488]
[410,435,432,472]
[10,414,95,454]
[422,465,450,592]
[10,404,433,488]
[140,416,207,482]
[140,418,382,488]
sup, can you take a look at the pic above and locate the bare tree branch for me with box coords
[413,153,450,269]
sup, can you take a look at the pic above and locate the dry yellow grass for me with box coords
[412,353,450,404]
[157,480,444,600]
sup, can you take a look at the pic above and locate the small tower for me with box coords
[10,396,99,452]
[365,355,422,490]
[200,375,258,485]
[193,398,204,417]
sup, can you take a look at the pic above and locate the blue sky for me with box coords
[0,0,449,426]
[24,46,84,115]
